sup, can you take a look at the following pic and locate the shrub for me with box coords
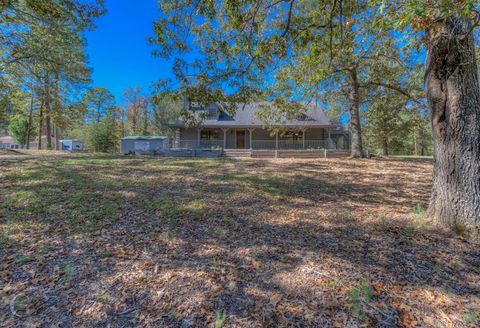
[8,115,36,145]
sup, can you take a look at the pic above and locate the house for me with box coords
[167,102,349,152]
[0,136,22,149]
[121,136,167,155]
[60,139,84,151]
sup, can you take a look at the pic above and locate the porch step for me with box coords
[223,149,252,158]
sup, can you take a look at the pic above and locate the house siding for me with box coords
[121,139,166,154]
[175,127,335,149]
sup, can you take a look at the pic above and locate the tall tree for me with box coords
[152,0,418,157]
[81,87,116,123]
[1,0,104,148]
[8,114,37,145]
[123,86,147,135]
[377,0,480,235]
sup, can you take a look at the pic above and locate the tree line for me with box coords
[0,1,178,152]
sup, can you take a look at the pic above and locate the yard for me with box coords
[0,155,478,327]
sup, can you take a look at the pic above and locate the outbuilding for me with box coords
[60,139,84,151]
[121,136,167,155]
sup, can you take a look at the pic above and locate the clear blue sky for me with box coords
[85,0,171,104]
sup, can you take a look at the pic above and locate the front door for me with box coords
[236,130,246,149]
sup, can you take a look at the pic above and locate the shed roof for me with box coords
[122,136,167,140]
[60,139,84,143]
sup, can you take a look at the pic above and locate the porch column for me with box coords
[302,128,307,149]
[174,128,180,148]
[197,128,202,148]
[275,132,279,158]
[248,128,255,150]
[221,128,228,149]
[326,128,334,149]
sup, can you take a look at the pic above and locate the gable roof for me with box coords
[169,102,333,128]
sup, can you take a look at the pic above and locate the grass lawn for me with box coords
[0,155,479,327]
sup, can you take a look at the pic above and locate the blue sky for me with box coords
[85,0,171,105]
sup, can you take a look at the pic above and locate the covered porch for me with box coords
[174,127,348,150]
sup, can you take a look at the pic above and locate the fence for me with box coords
[251,139,328,150]
[176,139,224,149]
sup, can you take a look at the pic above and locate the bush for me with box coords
[7,115,36,145]
[87,121,119,153]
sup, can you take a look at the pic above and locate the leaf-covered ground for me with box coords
[0,155,479,327]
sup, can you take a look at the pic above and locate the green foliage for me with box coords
[453,222,470,238]
[434,264,452,281]
[214,310,227,328]
[16,254,31,265]
[151,89,182,137]
[152,0,429,156]
[346,281,374,319]
[412,204,427,218]
[463,311,479,325]
[376,215,390,231]
[60,263,75,284]
[82,87,116,123]
[8,115,37,145]
[86,120,119,153]
[1,0,105,147]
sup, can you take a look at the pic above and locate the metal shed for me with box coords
[121,136,167,155]
[60,139,84,151]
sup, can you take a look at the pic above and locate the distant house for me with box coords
[0,136,19,149]
[60,139,84,151]
[166,102,349,151]
[121,136,167,155]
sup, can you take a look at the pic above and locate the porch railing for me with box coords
[176,139,223,149]
[252,139,328,150]
[174,139,337,150]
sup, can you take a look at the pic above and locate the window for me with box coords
[218,110,234,121]
[200,130,219,141]
[284,131,303,144]
[296,113,315,121]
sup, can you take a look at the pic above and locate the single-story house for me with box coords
[121,136,167,155]
[60,139,84,151]
[167,102,349,151]
[0,136,22,149]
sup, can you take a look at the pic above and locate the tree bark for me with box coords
[425,16,480,236]
[347,67,363,158]
[55,124,60,151]
[44,76,52,150]
[37,100,44,150]
[46,114,52,150]
[413,126,419,156]
[26,91,34,149]
[382,139,389,156]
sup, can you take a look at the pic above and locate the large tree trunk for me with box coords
[425,16,480,236]
[413,126,419,156]
[347,67,363,158]
[37,101,44,150]
[26,92,34,149]
[382,139,389,156]
[45,114,52,150]
[44,76,52,150]
[55,124,60,151]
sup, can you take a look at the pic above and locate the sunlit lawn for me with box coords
[1,155,478,327]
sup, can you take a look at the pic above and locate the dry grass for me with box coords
[0,155,478,327]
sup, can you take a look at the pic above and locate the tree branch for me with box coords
[281,0,295,37]
[364,81,422,103]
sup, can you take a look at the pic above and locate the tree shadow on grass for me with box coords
[1,156,477,327]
